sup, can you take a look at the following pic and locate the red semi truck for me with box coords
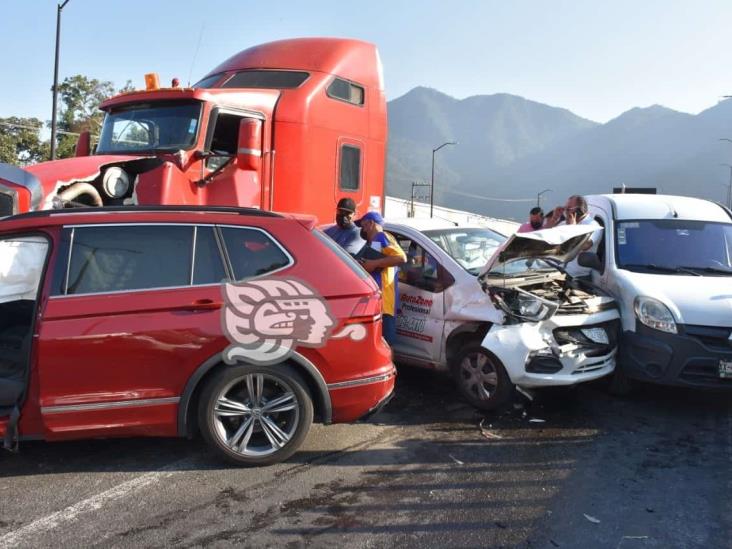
[0,38,387,223]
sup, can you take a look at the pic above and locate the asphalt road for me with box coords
[0,367,730,549]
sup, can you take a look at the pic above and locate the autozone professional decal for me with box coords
[397,316,426,333]
[400,294,433,315]
[396,329,434,342]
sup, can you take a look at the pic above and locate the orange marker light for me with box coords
[145,73,160,91]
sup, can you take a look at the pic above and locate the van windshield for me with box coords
[97,101,201,154]
[616,219,732,275]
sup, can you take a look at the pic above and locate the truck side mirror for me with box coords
[75,131,91,157]
[236,119,262,171]
[577,251,602,271]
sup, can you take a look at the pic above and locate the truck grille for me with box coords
[0,190,15,217]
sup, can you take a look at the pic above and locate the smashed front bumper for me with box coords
[480,310,620,388]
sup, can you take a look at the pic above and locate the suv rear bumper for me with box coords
[620,323,732,389]
[328,365,397,423]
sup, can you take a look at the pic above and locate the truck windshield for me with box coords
[423,227,506,275]
[97,101,201,154]
[616,219,732,275]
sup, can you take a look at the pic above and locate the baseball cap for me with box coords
[336,197,357,213]
[354,211,384,226]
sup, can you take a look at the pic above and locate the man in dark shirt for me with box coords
[324,198,365,255]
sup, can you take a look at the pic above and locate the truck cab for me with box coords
[0,38,387,224]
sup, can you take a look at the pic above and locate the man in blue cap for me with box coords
[324,198,365,255]
[354,211,406,345]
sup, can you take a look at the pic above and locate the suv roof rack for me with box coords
[6,205,283,221]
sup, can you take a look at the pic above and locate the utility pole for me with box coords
[410,182,431,217]
[430,141,457,218]
[50,0,72,161]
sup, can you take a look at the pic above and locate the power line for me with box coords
[443,188,536,202]
[0,120,87,137]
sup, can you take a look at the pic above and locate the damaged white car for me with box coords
[385,219,620,410]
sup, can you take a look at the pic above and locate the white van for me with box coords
[581,194,732,390]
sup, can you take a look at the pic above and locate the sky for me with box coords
[2,0,732,124]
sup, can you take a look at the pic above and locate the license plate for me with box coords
[719,360,732,378]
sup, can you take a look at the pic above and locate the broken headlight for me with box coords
[488,286,559,322]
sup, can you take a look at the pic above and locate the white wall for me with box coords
[384,196,520,235]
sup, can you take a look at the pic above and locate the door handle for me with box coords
[186,299,223,311]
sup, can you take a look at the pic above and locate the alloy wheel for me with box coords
[211,373,300,457]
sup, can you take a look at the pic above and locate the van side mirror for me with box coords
[577,251,602,271]
[75,131,91,157]
[236,119,262,171]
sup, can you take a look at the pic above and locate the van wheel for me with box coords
[198,364,313,466]
[452,345,513,411]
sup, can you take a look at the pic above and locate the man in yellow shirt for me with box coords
[354,212,407,345]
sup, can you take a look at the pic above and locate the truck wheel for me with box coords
[452,345,513,411]
[198,364,313,466]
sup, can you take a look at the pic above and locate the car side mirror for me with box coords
[577,251,602,271]
[236,119,262,171]
[75,131,91,157]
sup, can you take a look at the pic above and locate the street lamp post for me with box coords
[721,164,732,209]
[537,188,552,208]
[50,0,72,161]
[430,141,457,218]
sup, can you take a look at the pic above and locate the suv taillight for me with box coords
[345,293,383,324]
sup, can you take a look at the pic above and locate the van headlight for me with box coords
[489,287,559,322]
[634,296,677,334]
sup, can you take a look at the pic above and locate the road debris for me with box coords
[479,419,504,440]
[583,513,601,524]
[529,418,546,423]
[448,454,464,465]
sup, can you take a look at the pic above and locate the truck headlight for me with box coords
[102,167,131,198]
[634,296,677,334]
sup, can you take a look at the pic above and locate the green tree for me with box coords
[0,117,49,165]
[54,75,116,158]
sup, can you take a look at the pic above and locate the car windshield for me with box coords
[616,219,732,275]
[96,101,201,154]
[423,227,506,275]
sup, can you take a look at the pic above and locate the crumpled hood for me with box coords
[479,224,600,276]
[25,154,151,188]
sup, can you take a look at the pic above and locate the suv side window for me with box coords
[64,225,193,295]
[193,226,227,285]
[220,227,291,280]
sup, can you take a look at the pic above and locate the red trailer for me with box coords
[0,38,387,223]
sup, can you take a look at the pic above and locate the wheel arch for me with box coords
[177,351,333,437]
[444,322,493,367]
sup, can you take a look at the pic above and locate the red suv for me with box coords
[0,206,395,465]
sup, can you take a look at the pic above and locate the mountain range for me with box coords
[385,87,732,221]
